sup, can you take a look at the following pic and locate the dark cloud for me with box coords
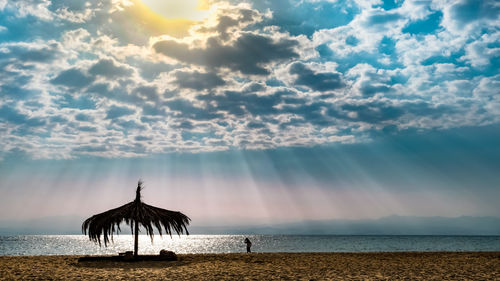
[449,0,500,24]
[132,61,176,80]
[0,44,60,63]
[326,101,457,124]
[182,131,209,141]
[86,83,110,95]
[135,135,152,141]
[87,83,144,105]
[289,63,345,91]
[339,103,404,123]
[88,59,133,78]
[197,90,285,117]
[242,83,266,93]
[165,99,223,120]
[213,15,241,40]
[173,71,225,90]
[48,0,89,13]
[0,84,38,100]
[251,0,358,37]
[196,8,260,40]
[134,86,159,102]
[196,89,337,127]
[116,143,147,154]
[50,68,94,88]
[266,78,286,87]
[278,117,307,129]
[171,120,195,129]
[53,94,96,110]
[112,119,146,131]
[154,33,299,75]
[77,126,97,132]
[75,113,94,122]
[105,105,135,119]
[19,47,57,62]
[359,82,394,96]
[364,11,402,26]
[22,101,44,109]
[281,101,333,126]
[403,102,457,118]
[247,121,267,129]
[142,104,166,116]
[72,145,107,153]
[49,115,68,124]
[140,116,162,123]
[0,105,45,127]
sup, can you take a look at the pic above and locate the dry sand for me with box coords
[1,252,499,280]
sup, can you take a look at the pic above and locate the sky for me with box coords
[0,0,499,228]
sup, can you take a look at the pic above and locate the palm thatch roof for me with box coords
[82,181,190,251]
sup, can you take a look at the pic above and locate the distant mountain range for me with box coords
[1,215,499,235]
[190,216,500,235]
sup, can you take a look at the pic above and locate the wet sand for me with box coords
[1,252,499,280]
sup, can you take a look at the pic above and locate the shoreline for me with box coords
[1,252,499,280]
[2,249,500,257]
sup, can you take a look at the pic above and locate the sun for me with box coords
[140,0,211,21]
[118,0,212,38]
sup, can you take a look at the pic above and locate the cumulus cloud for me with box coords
[0,0,498,159]
[441,0,500,33]
[289,62,345,92]
[154,33,299,75]
[0,105,45,127]
[74,112,94,122]
[88,59,133,78]
[173,71,225,90]
[50,68,94,88]
[165,98,223,120]
[105,105,136,119]
[0,42,61,64]
[462,32,500,67]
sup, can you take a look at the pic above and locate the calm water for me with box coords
[0,235,499,256]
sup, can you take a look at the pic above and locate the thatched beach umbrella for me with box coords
[82,181,190,259]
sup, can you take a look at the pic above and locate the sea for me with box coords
[1,235,499,256]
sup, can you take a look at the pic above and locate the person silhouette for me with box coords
[244,237,252,253]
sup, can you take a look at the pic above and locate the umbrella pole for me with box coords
[134,220,139,259]
[134,182,140,259]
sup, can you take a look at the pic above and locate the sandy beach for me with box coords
[1,252,499,280]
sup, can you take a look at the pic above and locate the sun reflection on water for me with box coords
[2,235,499,256]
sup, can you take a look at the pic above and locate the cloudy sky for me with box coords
[0,0,499,226]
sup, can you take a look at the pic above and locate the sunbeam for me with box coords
[0,1,499,276]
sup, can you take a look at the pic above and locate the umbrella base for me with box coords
[78,254,178,262]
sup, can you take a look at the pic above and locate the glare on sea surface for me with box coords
[3,235,500,256]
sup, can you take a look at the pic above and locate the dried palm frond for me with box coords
[82,181,190,257]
